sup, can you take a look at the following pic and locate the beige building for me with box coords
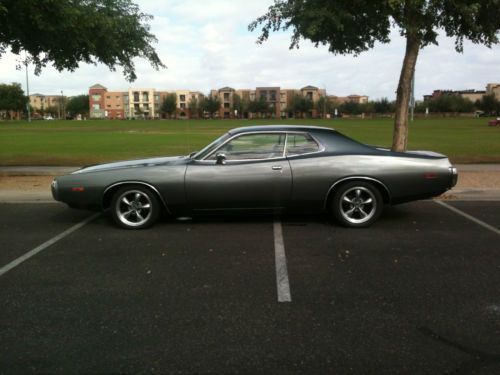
[29,93,67,116]
[486,83,500,99]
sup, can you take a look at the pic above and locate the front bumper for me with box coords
[449,167,458,188]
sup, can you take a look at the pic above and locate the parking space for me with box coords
[1,201,499,374]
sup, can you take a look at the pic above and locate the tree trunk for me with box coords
[392,35,420,152]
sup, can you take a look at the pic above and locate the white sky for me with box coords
[0,0,498,100]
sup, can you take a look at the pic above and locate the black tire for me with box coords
[332,181,383,228]
[110,185,161,229]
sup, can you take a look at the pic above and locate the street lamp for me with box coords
[24,54,31,122]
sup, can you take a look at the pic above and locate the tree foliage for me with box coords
[0,82,26,114]
[161,94,177,118]
[65,94,89,117]
[426,95,475,113]
[0,0,165,81]
[476,94,500,115]
[204,96,221,118]
[291,94,312,117]
[250,0,500,150]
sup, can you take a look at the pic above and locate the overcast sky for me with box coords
[0,0,498,100]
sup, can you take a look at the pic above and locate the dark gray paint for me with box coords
[51,125,456,215]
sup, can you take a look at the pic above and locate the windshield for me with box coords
[191,132,231,160]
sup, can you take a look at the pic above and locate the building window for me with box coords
[116,96,120,100]
[224,102,230,109]
[107,105,111,108]
[92,104,100,110]
[223,93,230,100]
[306,92,313,100]
[180,102,186,109]
[154,95,160,102]
[270,91,276,101]
[143,93,149,102]
[260,91,267,101]
[92,94,101,101]
[133,92,140,102]
[106,96,111,99]
[124,95,129,102]
[180,95,186,102]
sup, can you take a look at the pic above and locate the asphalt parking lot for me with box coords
[1,201,499,374]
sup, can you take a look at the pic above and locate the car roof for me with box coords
[227,125,336,135]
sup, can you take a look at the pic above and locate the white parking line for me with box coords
[0,213,100,277]
[273,218,291,302]
[435,201,500,235]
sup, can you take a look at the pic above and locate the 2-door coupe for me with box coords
[52,125,458,229]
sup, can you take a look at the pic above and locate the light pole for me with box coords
[61,90,65,119]
[410,69,415,122]
[25,54,31,122]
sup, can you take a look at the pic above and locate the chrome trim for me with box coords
[324,176,391,209]
[102,181,171,214]
[201,130,325,162]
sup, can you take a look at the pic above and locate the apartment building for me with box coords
[423,89,485,103]
[486,83,500,99]
[30,93,67,115]
[423,83,500,103]
[328,94,369,105]
[88,84,366,120]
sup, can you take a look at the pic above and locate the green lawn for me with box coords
[1,117,499,165]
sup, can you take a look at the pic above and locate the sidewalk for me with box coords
[1,164,500,202]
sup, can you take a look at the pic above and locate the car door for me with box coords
[185,132,292,211]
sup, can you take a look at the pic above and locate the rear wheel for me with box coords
[332,181,383,228]
[111,185,160,229]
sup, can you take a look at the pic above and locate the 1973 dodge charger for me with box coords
[52,125,458,229]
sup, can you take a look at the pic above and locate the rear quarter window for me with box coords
[286,133,320,156]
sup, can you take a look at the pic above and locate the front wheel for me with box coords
[332,182,383,228]
[111,185,160,229]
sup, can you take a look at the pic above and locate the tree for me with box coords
[291,94,313,118]
[317,96,332,118]
[188,97,199,119]
[161,94,177,119]
[233,94,246,118]
[249,0,500,151]
[476,94,500,115]
[0,0,165,81]
[0,83,26,118]
[373,98,396,114]
[205,96,221,118]
[65,94,89,117]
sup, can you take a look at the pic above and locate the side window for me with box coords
[286,133,320,156]
[209,133,286,160]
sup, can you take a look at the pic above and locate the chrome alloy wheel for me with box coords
[115,190,153,227]
[339,186,377,225]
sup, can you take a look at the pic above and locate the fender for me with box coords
[102,181,171,214]
[324,176,392,209]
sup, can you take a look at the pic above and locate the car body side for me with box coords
[52,126,455,215]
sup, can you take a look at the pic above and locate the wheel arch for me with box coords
[324,176,391,210]
[102,181,171,214]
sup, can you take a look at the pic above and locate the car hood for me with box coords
[72,156,188,174]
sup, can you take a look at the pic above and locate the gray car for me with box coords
[51,125,458,229]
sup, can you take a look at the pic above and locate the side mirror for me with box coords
[215,153,226,165]
[189,151,198,158]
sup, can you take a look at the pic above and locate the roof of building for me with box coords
[89,84,107,90]
[218,87,235,92]
[301,85,319,90]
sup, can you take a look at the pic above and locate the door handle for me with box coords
[272,166,283,170]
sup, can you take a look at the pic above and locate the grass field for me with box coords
[1,117,499,165]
